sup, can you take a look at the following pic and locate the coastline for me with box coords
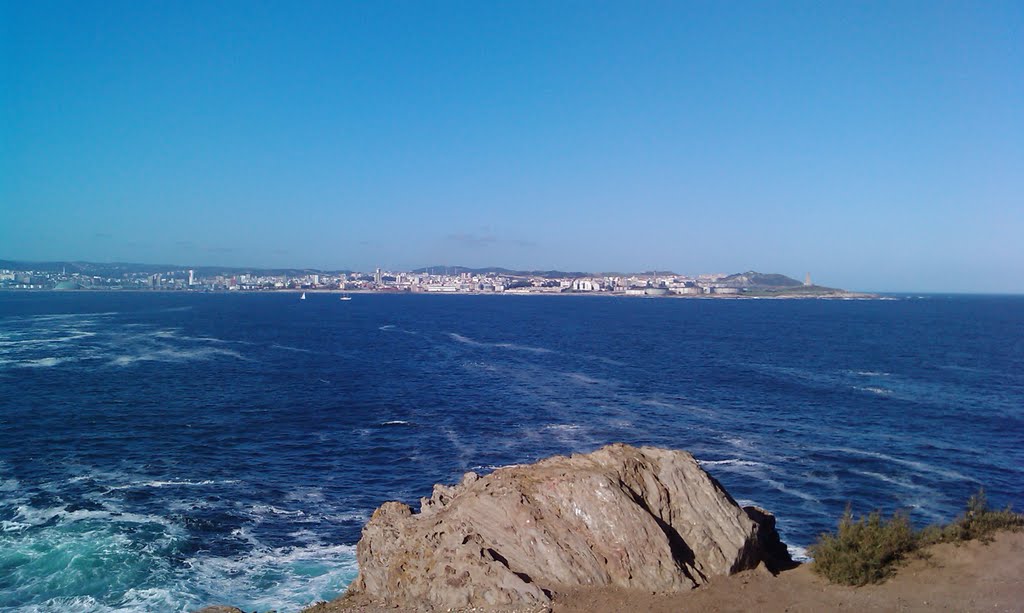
[300,531,1024,613]
[0,287,883,300]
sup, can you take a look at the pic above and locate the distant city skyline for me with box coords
[3,2,1022,294]
[1,258,868,299]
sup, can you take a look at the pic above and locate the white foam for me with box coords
[848,469,928,492]
[270,343,314,353]
[721,436,760,452]
[0,331,96,347]
[10,504,180,531]
[854,371,891,377]
[448,332,553,354]
[543,423,582,432]
[16,357,69,368]
[109,346,245,366]
[322,510,371,523]
[184,541,358,612]
[788,544,811,562]
[494,342,552,354]
[448,332,479,345]
[566,372,606,385]
[11,591,183,613]
[828,447,978,483]
[699,459,768,468]
[855,386,892,395]
[378,325,396,330]
[250,504,306,517]
[381,420,411,426]
[107,479,239,490]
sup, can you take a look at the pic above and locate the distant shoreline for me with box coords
[0,287,883,300]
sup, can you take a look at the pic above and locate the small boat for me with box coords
[340,294,352,301]
[300,292,306,300]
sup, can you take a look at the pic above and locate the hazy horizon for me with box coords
[3,2,1022,294]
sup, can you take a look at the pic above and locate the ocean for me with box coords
[1,292,1021,611]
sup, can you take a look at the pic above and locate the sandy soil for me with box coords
[305,531,1024,613]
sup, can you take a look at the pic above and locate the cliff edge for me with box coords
[341,443,791,610]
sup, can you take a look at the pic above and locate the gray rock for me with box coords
[347,443,791,610]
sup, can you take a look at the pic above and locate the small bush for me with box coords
[809,506,916,586]
[813,489,1024,586]
[919,488,1024,546]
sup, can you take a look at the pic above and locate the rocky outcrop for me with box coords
[347,443,791,610]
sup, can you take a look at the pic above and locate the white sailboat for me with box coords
[300,292,306,300]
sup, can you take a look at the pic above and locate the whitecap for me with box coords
[848,469,929,492]
[183,540,359,611]
[788,544,811,562]
[763,478,821,505]
[270,344,314,353]
[699,459,768,468]
[250,504,306,517]
[827,447,978,483]
[566,372,606,385]
[10,504,180,531]
[542,423,582,432]
[855,386,892,395]
[107,479,239,490]
[109,346,245,367]
[448,333,553,354]
[380,420,411,426]
[16,357,69,368]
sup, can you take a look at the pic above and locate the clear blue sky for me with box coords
[2,1,1021,292]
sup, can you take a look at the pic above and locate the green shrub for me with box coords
[813,489,1024,586]
[919,488,1024,546]
[809,506,916,586]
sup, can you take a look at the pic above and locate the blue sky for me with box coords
[2,1,1021,292]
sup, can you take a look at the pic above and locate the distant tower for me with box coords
[188,269,195,286]
[375,267,382,285]
[804,272,812,286]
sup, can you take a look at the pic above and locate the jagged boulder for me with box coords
[346,443,791,610]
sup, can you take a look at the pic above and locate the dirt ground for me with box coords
[306,531,1024,613]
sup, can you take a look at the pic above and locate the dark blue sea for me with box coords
[1,292,1021,611]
